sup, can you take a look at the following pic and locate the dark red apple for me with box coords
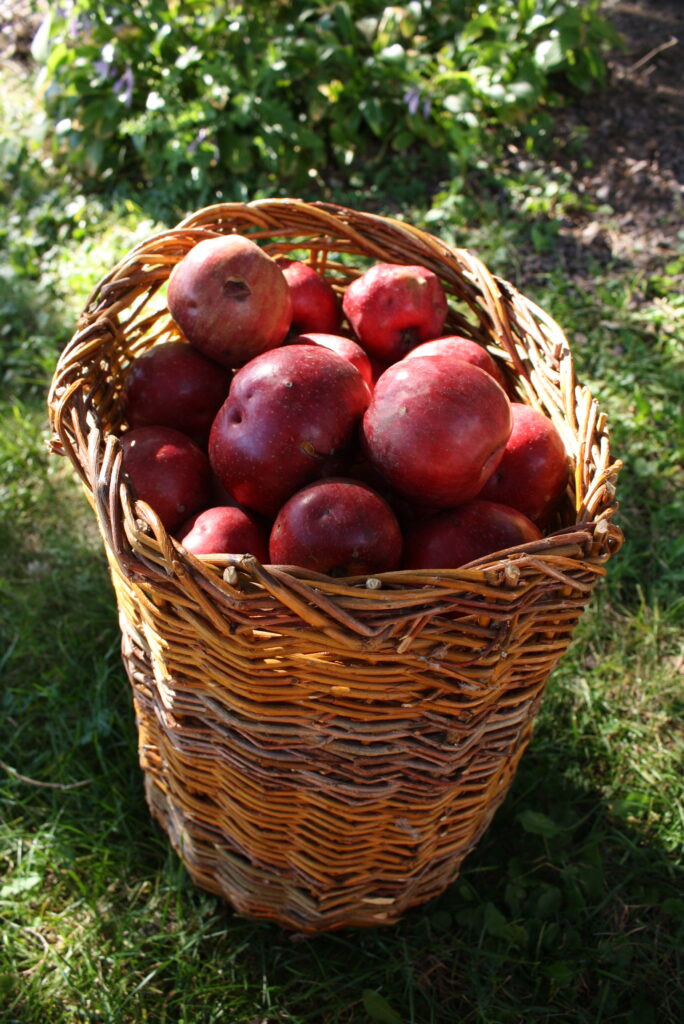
[211,472,244,507]
[402,500,542,570]
[477,403,568,523]
[369,354,392,387]
[123,341,232,445]
[175,505,269,561]
[404,335,507,389]
[269,478,402,576]
[362,355,512,508]
[276,258,342,334]
[292,332,374,388]
[209,345,371,517]
[342,263,448,362]
[167,234,292,368]
[119,426,212,532]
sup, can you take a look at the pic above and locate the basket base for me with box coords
[142,766,515,932]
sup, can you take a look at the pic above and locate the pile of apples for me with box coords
[118,234,569,576]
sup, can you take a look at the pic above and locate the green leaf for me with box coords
[129,131,148,156]
[44,39,70,74]
[0,872,42,898]
[484,901,509,937]
[362,989,405,1024]
[378,43,405,63]
[507,80,537,102]
[517,809,564,838]
[527,13,550,33]
[543,961,575,985]
[30,11,53,63]
[536,884,563,918]
[175,45,203,70]
[535,36,564,71]
[391,130,415,151]
[84,140,105,176]
[332,2,356,44]
[359,97,385,137]
[442,94,472,114]
[518,0,537,25]
[357,16,379,43]
[461,12,498,43]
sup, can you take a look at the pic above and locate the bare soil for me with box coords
[550,0,684,277]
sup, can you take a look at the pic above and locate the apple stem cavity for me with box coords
[398,327,421,354]
[222,277,251,301]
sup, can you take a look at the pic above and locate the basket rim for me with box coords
[47,198,623,609]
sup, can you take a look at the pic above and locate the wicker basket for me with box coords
[47,199,622,932]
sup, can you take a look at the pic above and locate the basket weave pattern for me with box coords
[48,200,622,931]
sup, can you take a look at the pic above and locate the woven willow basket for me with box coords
[48,199,622,932]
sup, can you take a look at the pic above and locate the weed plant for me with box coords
[1,38,683,1024]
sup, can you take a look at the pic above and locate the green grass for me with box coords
[1,57,683,1024]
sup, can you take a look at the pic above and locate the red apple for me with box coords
[175,505,269,561]
[362,355,512,507]
[403,500,542,570]
[119,426,212,532]
[269,478,402,576]
[477,403,568,523]
[404,335,507,389]
[342,263,448,362]
[291,332,374,388]
[167,234,292,368]
[276,258,342,334]
[123,341,232,445]
[209,345,371,517]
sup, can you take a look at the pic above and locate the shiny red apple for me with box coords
[342,263,448,362]
[362,355,512,507]
[291,332,374,388]
[123,340,232,446]
[477,403,568,523]
[167,233,292,368]
[276,258,342,334]
[175,505,269,561]
[402,499,542,570]
[404,335,507,389]
[209,345,371,517]
[269,478,402,576]
[119,425,212,532]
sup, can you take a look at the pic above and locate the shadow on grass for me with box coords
[1,504,682,1024]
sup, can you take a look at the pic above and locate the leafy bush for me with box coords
[0,63,161,399]
[34,0,619,218]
